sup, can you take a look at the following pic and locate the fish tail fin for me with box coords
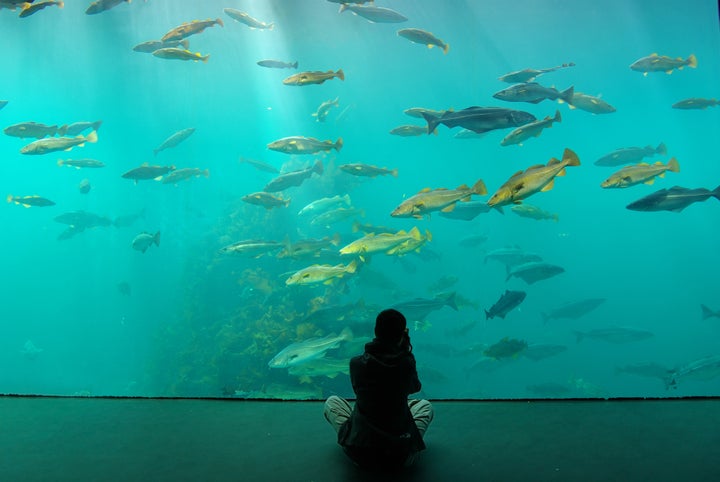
[701,304,713,320]
[334,137,343,151]
[340,326,353,342]
[346,259,359,274]
[216,18,224,28]
[573,331,584,343]
[153,231,161,247]
[284,197,291,207]
[58,1,64,8]
[421,112,440,135]
[6,194,13,204]
[180,40,189,49]
[713,185,720,201]
[408,226,421,240]
[202,54,210,63]
[57,159,64,167]
[292,61,298,69]
[553,213,559,222]
[85,130,99,144]
[687,53,697,68]
[57,124,68,136]
[202,169,210,177]
[336,69,345,81]
[351,220,361,233]
[554,110,562,123]
[338,4,348,13]
[92,120,102,132]
[268,22,275,30]
[667,157,680,173]
[656,142,667,156]
[472,179,487,195]
[562,148,581,166]
[484,310,491,320]
[153,148,159,156]
[313,160,324,175]
[443,43,450,55]
[391,168,398,178]
[444,291,458,311]
[560,86,574,104]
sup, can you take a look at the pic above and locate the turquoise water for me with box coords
[1,0,718,399]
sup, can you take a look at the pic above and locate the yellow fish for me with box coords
[487,148,580,207]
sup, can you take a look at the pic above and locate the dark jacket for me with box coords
[337,338,425,468]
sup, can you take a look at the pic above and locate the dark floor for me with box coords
[0,397,718,481]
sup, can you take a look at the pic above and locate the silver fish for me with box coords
[268,328,353,368]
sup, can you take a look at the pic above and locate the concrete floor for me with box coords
[0,397,718,481]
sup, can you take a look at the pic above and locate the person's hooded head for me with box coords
[374,309,407,343]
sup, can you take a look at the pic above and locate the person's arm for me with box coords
[406,353,422,394]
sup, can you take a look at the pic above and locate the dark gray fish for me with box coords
[493,83,574,104]
[439,201,503,220]
[506,261,564,284]
[54,210,112,229]
[672,98,719,110]
[257,59,298,69]
[122,164,175,183]
[133,39,190,53]
[132,231,160,253]
[626,185,720,212]
[499,63,575,83]
[574,326,654,344]
[338,4,407,23]
[263,160,322,192]
[701,304,720,320]
[421,106,536,134]
[62,120,102,136]
[153,127,195,156]
[86,0,129,15]
[4,121,59,139]
[541,298,606,322]
[485,290,526,320]
[595,143,666,166]
[392,292,458,321]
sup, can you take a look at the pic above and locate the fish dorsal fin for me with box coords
[527,164,545,170]
[547,158,561,166]
[651,53,658,56]
[653,161,663,166]
[141,162,149,167]
[455,184,469,190]
[541,179,555,192]
[509,170,524,180]
[419,187,432,193]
